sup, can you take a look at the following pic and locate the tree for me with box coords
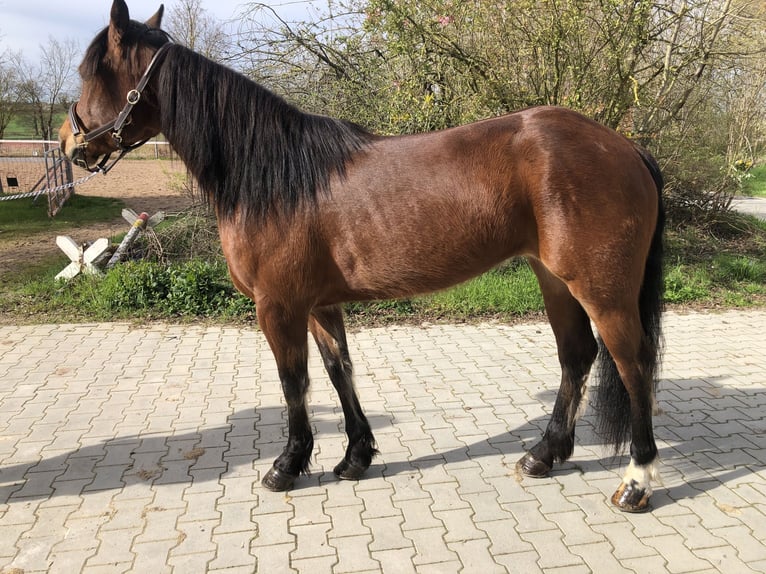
[629,0,766,200]
[165,0,232,61]
[233,0,766,206]
[233,2,388,125]
[233,0,663,131]
[0,49,20,139]
[13,36,79,141]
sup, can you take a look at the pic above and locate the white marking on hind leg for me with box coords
[566,374,590,428]
[651,390,664,416]
[575,376,590,421]
[622,458,663,496]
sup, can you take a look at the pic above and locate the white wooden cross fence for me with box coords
[55,236,110,281]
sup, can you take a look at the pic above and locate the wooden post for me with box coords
[106,212,149,269]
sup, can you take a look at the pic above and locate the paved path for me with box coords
[1,310,765,573]
[732,196,766,220]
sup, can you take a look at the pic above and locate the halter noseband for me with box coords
[68,41,172,174]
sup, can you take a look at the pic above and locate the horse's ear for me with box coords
[109,0,130,47]
[146,5,164,29]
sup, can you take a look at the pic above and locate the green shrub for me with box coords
[142,206,222,263]
[223,292,258,318]
[741,164,766,198]
[92,259,243,317]
[345,298,419,322]
[165,259,233,315]
[97,260,170,312]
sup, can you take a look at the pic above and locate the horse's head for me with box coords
[59,0,169,172]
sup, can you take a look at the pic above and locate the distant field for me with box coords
[2,106,67,140]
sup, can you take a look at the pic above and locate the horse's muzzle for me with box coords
[59,125,112,174]
[70,142,107,173]
[62,139,93,172]
[59,122,81,165]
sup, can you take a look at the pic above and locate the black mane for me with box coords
[153,44,374,220]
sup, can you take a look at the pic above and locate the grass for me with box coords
[344,261,546,324]
[662,214,766,306]
[741,164,766,197]
[0,202,765,325]
[422,261,544,316]
[0,194,124,239]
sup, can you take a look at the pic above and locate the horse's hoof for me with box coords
[516,452,552,478]
[333,458,367,481]
[261,467,297,492]
[611,480,651,513]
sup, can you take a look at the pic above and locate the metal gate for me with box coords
[44,147,74,217]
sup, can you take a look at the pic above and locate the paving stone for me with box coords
[356,485,400,519]
[87,528,137,566]
[289,523,335,561]
[520,529,586,570]
[395,498,443,531]
[1,311,766,572]
[167,551,215,573]
[590,522,659,560]
[330,534,380,573]
[81,561,133,573]
[547,510,605,546]
[130,539,175,573]
[406,526,459,566]
[206,531,257,570]
[365,515,413,553]
[447,538,507,572]
[291,554,337,573]
[493,550,544,573]
[476,518,534,555]
[251,542,296,573]
[371,547,417,573]
[709,524,766,563]
[641,533,716,573]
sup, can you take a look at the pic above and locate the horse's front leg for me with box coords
[257,301,313,491]
[309,305,378,480]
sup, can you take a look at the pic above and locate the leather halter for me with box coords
[68,41,172,173]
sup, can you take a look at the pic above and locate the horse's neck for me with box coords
[157,48,278,167]
[157,46,372,221]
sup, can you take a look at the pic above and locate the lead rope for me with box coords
[0,171,100,202]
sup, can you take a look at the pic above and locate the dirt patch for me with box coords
[0,159,194,278]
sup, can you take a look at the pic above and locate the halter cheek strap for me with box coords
[68,41,173,173]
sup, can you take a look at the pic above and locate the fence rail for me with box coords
[0,139,176,160]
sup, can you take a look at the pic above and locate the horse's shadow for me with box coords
[375,374,766,510]
[1,376,762,508]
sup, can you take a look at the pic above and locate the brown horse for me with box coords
[60,0,665,512]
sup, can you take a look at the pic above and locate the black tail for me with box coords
[594,145,665,453]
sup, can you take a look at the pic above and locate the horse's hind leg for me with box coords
[309,305,378,480]
[590,308,661,512]
[257,301,314,492]
[517,259,599,477]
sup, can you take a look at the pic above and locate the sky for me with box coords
[0,0,317,62]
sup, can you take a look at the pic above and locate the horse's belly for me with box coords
[330,224,523,301]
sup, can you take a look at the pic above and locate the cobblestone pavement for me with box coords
[1,310,765,573]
